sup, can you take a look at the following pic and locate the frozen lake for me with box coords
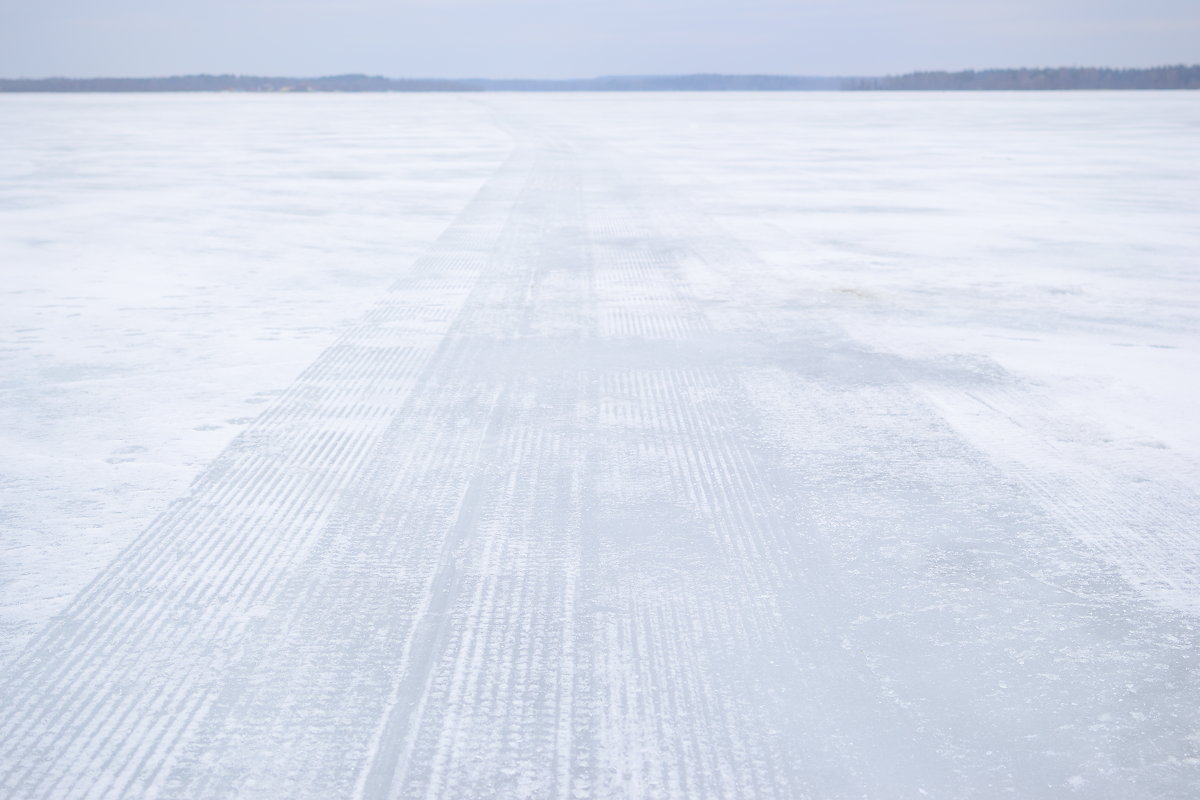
[1,92,1198,798]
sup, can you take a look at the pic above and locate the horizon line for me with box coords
[3,64,1199,82]
[3,66,1197,92]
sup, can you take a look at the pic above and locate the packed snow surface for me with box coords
[1,92,1198,798]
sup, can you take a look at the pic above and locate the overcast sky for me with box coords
[2,0,1197,79]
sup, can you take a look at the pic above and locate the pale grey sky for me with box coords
[1,0,1197,78]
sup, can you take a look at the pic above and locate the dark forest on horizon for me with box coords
[2,65,1198,92]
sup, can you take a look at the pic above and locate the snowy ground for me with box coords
[1,92,1198,798]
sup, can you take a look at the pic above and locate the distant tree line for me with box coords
[847,65,1200,90]
[0,73,843,92]
[2,67,1197,92]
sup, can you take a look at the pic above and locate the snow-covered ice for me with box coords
[1,92,1198,798]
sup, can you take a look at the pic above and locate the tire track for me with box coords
[0,148,537,799]
[362,156,591,800]
[579,175,951,798]
[151,153,575,799]
[584,152,1200,797]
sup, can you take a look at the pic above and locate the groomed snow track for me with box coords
[2,127,1198,799]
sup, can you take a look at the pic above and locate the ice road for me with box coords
[1,93,1199,798]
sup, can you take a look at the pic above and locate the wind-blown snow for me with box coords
[1,92,1198,798]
